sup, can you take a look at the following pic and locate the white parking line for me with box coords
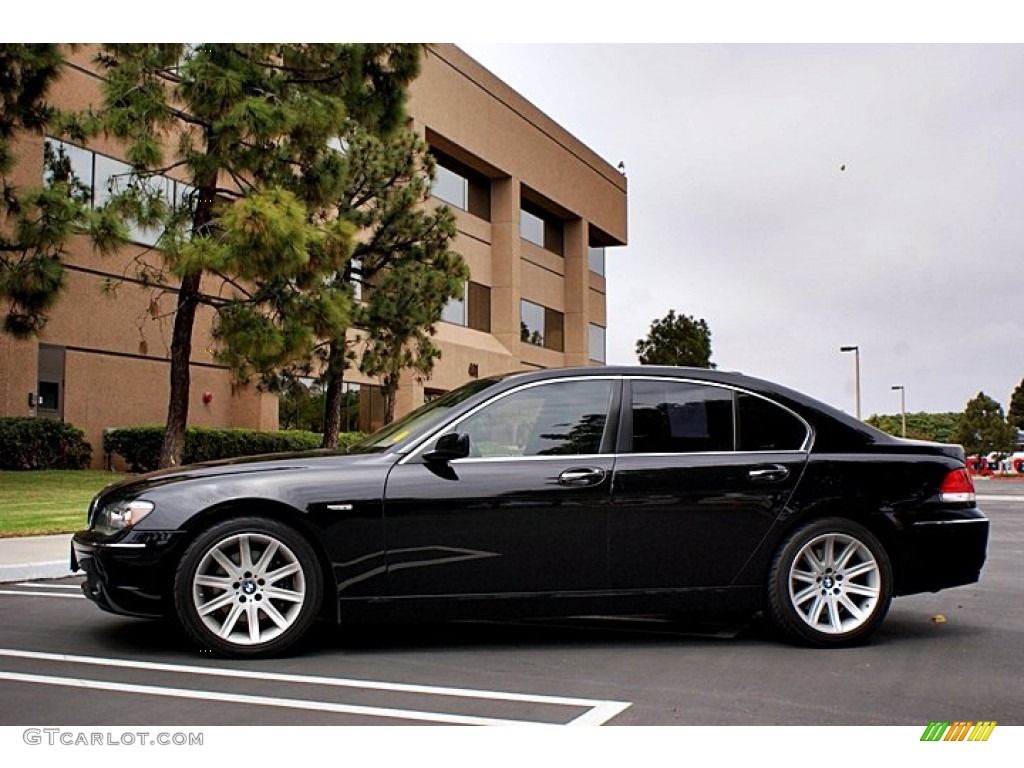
[977,494,1024,502]
[0,648,631,726]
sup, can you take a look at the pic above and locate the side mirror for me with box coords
[424,432,470,463]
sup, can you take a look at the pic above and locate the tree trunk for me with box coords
[157,161,218,469]
[382,374,398,426]
[321,340,346,449]
[158,269,201,468]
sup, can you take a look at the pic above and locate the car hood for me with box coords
[97,450,375,500]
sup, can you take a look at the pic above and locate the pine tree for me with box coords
[1008,377,1024,430]
[635,309,715,368]
[315,116,464,442]
[60,44,422,467]
[358,236,468,425]
[954,392,1017,457]
[0,44,120,336]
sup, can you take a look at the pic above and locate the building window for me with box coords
[467,282,491,333]
[520,299,564,352]
[520,209,545,248]
[441,281,491,332]
[432,163,468,210]
[424,388,447,403]
[349,258,365,303]
[589,323,606,363]
[441,291,466,325]
[44,138,190,248]
[43,139,93,203]
[588,246,606,276]
[429,147,490,220]
[520,203,563,256]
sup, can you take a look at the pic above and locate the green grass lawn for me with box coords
[0,470,128,537]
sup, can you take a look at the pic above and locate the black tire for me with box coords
[172,516,323,658]
[766,517,892,647]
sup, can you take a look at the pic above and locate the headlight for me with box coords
[93,500,155,535]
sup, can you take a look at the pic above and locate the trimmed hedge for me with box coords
[103,426,365,472]
[0,417,93,470]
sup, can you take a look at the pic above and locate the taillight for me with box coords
[940,468,976,503]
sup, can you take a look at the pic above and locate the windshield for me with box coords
[345,377,504,454]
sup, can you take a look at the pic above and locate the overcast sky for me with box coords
[459,43,1023,419]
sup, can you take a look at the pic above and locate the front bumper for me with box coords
[72,529,187,618]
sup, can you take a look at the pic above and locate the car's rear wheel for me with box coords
[767,518,892,647]
[173,517,323,657]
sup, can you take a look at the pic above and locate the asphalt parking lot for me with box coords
[0,481,1021,727]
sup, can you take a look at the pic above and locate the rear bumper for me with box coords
[72,530,185,618]
[894,511,989,595]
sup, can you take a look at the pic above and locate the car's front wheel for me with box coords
[172,517,323,657]
[766,518,892,647]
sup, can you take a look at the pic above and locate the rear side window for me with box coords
[737,393,808,451]
[630,381,734,453]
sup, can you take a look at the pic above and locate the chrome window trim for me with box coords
[448,449,809,465]
[399,374,814,465]
[450,453,612,465]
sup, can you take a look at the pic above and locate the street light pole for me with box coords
[839,345,861,419]
[892,385,906,437]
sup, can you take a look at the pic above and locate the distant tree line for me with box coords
[868,376,1024,457]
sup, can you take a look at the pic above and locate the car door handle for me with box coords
[558,468,607,487]
[748,465,790,483]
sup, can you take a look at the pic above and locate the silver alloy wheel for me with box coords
[191,532,308,646]
[787,532,881,635]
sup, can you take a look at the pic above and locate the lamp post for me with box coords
[839,345,861,419]
[891,385,906,437]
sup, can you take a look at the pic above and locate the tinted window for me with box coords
[737,393,808,451]
[458,380,613,458]
[630,380,734,453]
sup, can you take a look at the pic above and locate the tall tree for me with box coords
[954,392,1017,457]
[0,44,120,336]
[315,114,463,444]
[358,237,467,425]
[635,309,715,368]
[1008,377,1024,430]
[60,44,423,467]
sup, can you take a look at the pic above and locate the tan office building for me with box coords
[0,45,627,465]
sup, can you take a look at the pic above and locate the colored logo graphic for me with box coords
[921,721,997,742]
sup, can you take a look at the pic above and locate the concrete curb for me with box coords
[0,561,81,583]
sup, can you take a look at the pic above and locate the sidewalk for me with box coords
[0,534,78,583]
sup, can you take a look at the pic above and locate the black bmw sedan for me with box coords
[72,366,989,657]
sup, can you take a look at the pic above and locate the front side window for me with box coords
[630,380,734,454]
[457,379,613,458]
